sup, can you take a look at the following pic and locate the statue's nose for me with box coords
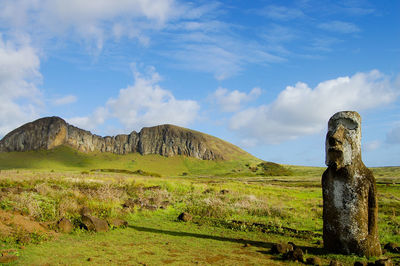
[328,136,337,146]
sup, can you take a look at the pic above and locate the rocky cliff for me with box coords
[0,117,248,160]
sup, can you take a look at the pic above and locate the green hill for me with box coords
[0,145,294,177]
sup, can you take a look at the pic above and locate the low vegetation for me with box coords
[0,165,399,265]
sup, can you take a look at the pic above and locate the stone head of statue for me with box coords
[325,111,362,169]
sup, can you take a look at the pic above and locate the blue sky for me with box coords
[0,0,399,166]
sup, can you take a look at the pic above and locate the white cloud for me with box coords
[318,21,360,34]
[230,70,398,144]
[0,36,42,136]
[260,5,304,20]
[386,126,400,144]
[68,107,108,131]
[68,64,199,132]
[0,0,178,53]
[212,87,261,112]
[52,95,77,106]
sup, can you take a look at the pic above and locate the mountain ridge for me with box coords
[0,117,252,161]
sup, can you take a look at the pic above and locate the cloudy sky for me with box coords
[0,0,399,166]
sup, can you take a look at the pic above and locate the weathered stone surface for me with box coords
[108,218,128,228]
[322,111,382,257]
[270,243,294,254]
[57,217,73,233]
[0,116,240,160]
[283,247,304,262]
[81,215,109,232]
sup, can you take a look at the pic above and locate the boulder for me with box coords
[178,212,192,222]
[283,247,304,263]
[57,217,73,233]
[82,215,109,232]
[108,218,128,228]
[270,243,293,254]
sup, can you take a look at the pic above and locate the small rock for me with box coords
[0,255,18,263]
[243,243,251,247]
[220,189,229,194]
[82,215,109,232]
[87,257,93,262]
[57,217,73,233]
[354,261,367,266]
[330,260,342,266]
[178,212,192,222]
[108,218,128,228]
[284,247,304,263]
[306,257,322,265]
[374,258,393,266]
[271,243,293,254]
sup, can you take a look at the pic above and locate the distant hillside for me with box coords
[0,117,253,161]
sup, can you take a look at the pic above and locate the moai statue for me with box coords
[322,111,382,257]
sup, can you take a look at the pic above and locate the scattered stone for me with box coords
[322,111,382,257]
[87,257,93,262]
[374,258,393,266]
[82,215,109,232]
[384,242,399,253]
[330,260,342,266]
[306,257,322,265]
[243,243,251,248]
[177,212,192,222]
[270,243,293,254]
[354,261,367,266]
[0,255,18,263]
[220,189,229,194]
[57,217,73,233]
[283,247,304,262]
[108,218,128,228]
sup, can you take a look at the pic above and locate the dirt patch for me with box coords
[205,255,227,264]
[0,209,57,240]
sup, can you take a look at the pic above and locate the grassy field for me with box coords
[0,163,399,265]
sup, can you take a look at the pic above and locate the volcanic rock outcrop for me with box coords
[0,117,246,160]
[322,111,381,257]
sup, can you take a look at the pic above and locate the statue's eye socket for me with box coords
[329,118,358,131]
